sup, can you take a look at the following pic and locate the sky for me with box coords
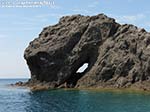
[0,0,150,78]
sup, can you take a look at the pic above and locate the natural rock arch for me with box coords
[24,14,150,90]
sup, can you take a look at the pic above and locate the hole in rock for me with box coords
[66,63,89,88]
[76,63,89,73]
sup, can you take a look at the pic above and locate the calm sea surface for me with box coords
[0,79,150,112]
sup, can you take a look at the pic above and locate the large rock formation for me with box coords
[24,14,150,90]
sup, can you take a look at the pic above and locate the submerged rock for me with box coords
[24,14,150,91]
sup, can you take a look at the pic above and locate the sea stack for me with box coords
[24,14,150,90]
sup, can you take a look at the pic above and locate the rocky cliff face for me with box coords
[24,14,150,90]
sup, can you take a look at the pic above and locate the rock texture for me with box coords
[24,14,150,91]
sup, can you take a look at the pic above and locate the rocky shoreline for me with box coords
[18,14,150,91]
[13,79,150,92]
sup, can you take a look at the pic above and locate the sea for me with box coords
[0,79,150,112]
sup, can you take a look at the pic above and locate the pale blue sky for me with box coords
[0,0,150,78]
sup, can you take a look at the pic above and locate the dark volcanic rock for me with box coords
[24,14,150,90]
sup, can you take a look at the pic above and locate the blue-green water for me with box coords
[0,79,150,112]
